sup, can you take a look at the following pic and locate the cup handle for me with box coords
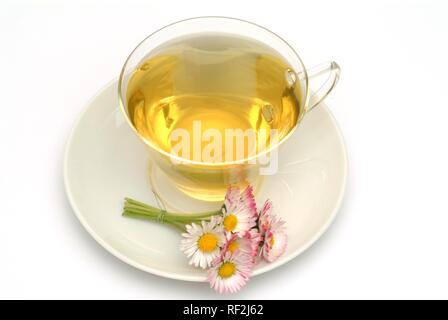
[304,61,340,111]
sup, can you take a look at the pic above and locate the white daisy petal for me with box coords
[240,185,258,218]
[180,216,225,269]
[207,252,254,294]
[223,232,260,260]
[258,200,273,234]
[261,214,288,262]
[222,187,256,237]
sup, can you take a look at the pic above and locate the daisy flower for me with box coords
[223,186,240,209]
[208,252,253,294]
[180,216,225,269]
[224,232,259,258]
[246,228,262,258]
[261,215,288,263]
[222,187,256,237]
[240,185,258,219]
[258,199,273,234]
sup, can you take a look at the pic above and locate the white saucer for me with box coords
[64,80,347,282]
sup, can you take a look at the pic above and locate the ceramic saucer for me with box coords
[64,80,347,281]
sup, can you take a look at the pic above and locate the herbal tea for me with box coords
[126,34,302,163]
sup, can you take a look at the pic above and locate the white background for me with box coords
[1,0,448,299]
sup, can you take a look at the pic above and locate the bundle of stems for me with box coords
[122,197,222,231]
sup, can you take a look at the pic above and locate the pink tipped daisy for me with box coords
[258,200,273,234]
[224,232,259,259]
[223,186,241,210]
[222,187,256,237]
[246,228,262,258]
[208,252,253,294]
[180,216,225,269]
[261,215,288,263]
[240,185,258,219]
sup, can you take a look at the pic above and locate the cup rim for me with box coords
[118,16,310,166]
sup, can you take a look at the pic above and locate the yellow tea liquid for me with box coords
[125,34,303,199]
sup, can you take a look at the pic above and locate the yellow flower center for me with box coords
[228,241,239,254]
[197,233,218,252]
[223,214,238,232]
[269,235,275,247]
[218,262,236,278]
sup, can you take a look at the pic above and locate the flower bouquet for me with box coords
[122,186,287,293]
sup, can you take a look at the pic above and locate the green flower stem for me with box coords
[124,203,161,215]
[125,199,221,219]
[123,206,213,222]
[125,197,160,211]
[122,197,222,226]
[122,210,186,232]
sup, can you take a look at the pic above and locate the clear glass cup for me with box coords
[119,17,340,202]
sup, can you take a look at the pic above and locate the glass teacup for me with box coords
[119,17,340,202]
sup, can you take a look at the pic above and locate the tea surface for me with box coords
[126,34,302,162]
